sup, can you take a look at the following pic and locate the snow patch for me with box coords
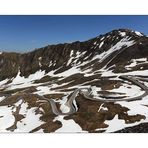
[0,96,6,102]
[55,96,70,113]
[135,31,144,37]
[125,58,147,70]
[99,41,104,48]
[92,37,135,62]
[119,32,126,37]
[7,70,46,90]
[54,116,87,133]
[0,106,15,131]
[13,102,44,132]
[105,115,126,133]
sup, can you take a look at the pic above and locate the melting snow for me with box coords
[35,86,65,95]
[0,30,147,133]
[105,115,126,133]
[109,83,144,97]
[0,99,44,132]
[99,41,104,48]
[7,70,46,90]
[104,96,148,132]
[0,106,15,132]
[51,67,81,77]
[119,31,126,37]
[91,86,101,98]
[54,116,87,133]
[125,58,147,70]
[48,61,53,67]
[98,103,108,112]
[0,96,6,102]
[92,37,135,62]
[100,37,105,41]
[13,102,44,132]
[0,79,9,87]
[55,96,70,113]
[135,31,144,37]
[12,70,45,85]
[116,96,148,116]
[67,50,74,66]
[94,41,97,45]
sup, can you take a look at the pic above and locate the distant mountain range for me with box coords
[0,29,148,133]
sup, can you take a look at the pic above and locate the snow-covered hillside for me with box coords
[0,29,148,133]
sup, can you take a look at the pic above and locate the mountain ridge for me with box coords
[1,28,148,133]
[0,28,147,80]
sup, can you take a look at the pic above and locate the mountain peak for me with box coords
[108,28,145,37]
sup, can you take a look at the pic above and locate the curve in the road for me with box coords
[38,75,148,115]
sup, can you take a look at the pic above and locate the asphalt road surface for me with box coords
[38,75,148,115]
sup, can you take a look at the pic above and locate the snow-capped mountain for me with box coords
[0,29,148,133]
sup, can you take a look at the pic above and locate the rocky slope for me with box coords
[0,28,148,133]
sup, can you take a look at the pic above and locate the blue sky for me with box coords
[0,15,148,52]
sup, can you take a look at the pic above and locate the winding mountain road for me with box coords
[39,75,148,115]
[34,49,148,115]
[2,42,147,116]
